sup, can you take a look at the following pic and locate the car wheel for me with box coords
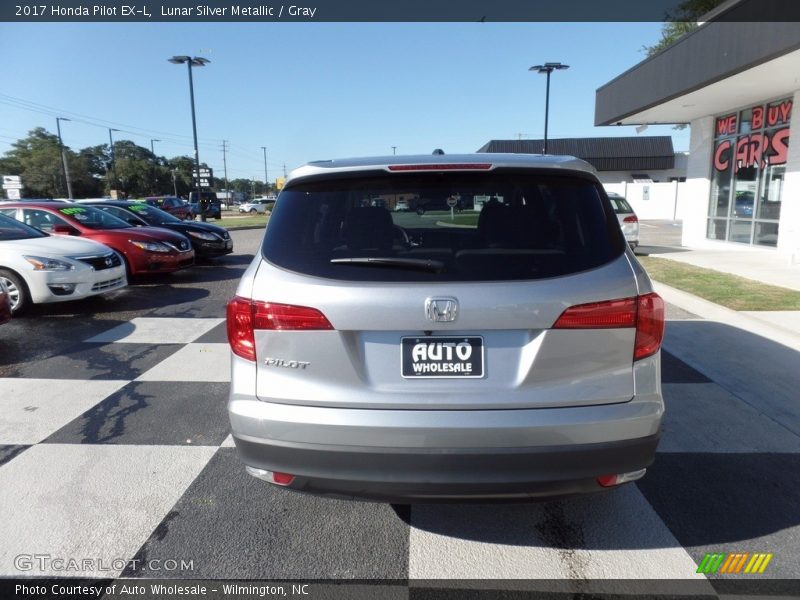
[249,208,257,214]
[0,269,29,314]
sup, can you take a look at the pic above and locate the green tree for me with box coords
[0,127,66,198]
[643,0,725,57]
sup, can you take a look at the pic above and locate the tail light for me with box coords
[623,215,638,223]
[553,292,665,361]
[227,296,333,361]
[634,293,665,361]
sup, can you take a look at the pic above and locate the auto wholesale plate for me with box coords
[401,336,484,378]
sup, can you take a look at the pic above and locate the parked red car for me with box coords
[0,278,11,325]
[143,196,195,220]
[0,202,195,276]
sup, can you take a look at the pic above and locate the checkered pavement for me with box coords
[1,313,798,584]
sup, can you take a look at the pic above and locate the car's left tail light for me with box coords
[227,296,333,361]
[553,292,665,361]
[623,215,639,223]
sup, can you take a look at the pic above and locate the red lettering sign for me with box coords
[769,127,790,165]
[716,114,737,136]
[751,106,763,129]
[725,127,791,172]
[767,100,793,127]
[714,140,731,171]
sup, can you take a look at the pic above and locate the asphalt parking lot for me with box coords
[1,225,798,586]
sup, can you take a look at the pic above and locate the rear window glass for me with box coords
[262,170,625,282]
[608,195,634,213]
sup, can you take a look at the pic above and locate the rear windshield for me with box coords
[608,195,634,213]
[262,170,625,282]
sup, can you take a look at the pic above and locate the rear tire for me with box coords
[249,208,257,214]
[0,268,30,315]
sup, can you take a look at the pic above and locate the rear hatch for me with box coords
[250,167,638,410]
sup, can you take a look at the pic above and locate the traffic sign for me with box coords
[2,175,22,190]
[446,197,458,208]
[5,188,20,200]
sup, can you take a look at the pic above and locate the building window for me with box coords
[708,98,791,247]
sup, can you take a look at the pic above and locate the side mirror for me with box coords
[52,224,79,236]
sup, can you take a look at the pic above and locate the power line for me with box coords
[0,93,223,145]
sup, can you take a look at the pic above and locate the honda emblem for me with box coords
[425,297,458,322]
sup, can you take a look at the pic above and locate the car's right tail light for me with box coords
[227,296,333,361]
[553,292,665,361]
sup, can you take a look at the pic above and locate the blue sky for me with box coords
[0,22,688,182]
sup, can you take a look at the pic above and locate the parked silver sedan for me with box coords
[238,199,272,214]
[227,154,665,501]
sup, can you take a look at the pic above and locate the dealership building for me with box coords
[596,3,800,261]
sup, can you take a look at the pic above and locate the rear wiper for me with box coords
[330,257,445,273]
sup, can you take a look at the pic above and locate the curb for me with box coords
[652,280,800,352]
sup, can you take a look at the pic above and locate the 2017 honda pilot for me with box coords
[227,154,665,501]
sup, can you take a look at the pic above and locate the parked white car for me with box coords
[0,213,127,313]
[238,199,272,214]
[608,192,640,248]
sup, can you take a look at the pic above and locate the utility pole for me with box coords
[222,140,229,205]
[55,117,73,199]
[108,128,120,197]
[171,169,178,196]
[283,163,287,178]
[392,146,397,155]
[150,138,160,194]
[261,146,268,194]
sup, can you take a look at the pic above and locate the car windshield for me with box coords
[0,213,48,240]
[126,203,182,224]
[57,205,131,230]
[262,170,625,282]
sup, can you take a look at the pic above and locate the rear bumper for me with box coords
[232,433,660,502]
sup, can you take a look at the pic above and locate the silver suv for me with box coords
[227,154,665,501]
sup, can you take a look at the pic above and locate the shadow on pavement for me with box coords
[399,320,800,552]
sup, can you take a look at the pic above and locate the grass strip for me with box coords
[637,256,800,311]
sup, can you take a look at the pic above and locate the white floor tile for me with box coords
[0,444,217,577]
[85,318,224,344]
[136,343,230,382]
[409,485,710,581]
[0,379,127,444]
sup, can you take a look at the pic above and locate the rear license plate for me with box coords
[401,336,484,378]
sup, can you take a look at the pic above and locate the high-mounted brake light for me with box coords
[623,215,639,223]
[553,292,665,361]
[387,163,493,171]
[227,296,333,361]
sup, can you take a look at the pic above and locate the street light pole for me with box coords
[529,62,569,154]
[55,117,73,199]
[108,128,120,197]
[261,146,268,195]
[169,55,209,219]
[150,138,160,194]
